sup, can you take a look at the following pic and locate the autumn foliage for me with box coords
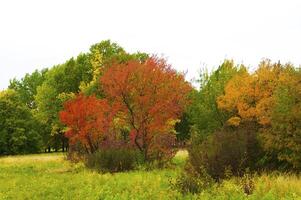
[59,55,301,171]
[184,59,301,186]
[60,57,192,161]
[216,60,301,169]
[217,61,285,127]
[60,95,115,154]
[100,57,192,160]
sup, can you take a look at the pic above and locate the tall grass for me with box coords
[1,151,301,199]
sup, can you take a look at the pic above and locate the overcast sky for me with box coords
[1,0,301,89]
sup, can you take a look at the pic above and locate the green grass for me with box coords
[1,151,301,200]
[0,151,188,200]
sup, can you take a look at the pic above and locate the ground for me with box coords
[1,151,301,200]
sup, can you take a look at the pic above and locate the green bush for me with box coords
[85,148,142,173]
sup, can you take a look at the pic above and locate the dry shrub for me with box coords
[148,133,177,167]
[85,148,142,173]
[189,122,262,180]
[66,142,86,163]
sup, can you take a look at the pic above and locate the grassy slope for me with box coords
[0,151,301,200]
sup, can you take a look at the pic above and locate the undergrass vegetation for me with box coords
[1,151,301,200]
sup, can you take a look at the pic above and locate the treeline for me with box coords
[176,60,301,193]
[187,60,301,172]
[1,40,301,176]
[0,40,147,155]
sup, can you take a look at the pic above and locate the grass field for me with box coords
[1,151,301,200]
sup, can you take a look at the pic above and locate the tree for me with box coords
[59,95,115,154]
[8,69,47,153]
[217,60,285,127]
[9,69,47,109]
[34,53,94,152]
[175,112,192,142]
[100,57,192,161]
[260,67,301,169]
[34,40,148,152]
[217,60,301,169]
[35,83,63,152]
[0,90,41,155]
[188,60,245,138]
[80,40,148,96]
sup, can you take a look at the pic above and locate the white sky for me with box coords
[1,0,301,89]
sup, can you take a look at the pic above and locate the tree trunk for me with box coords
[62,140,65,152]
[144,148,148,162]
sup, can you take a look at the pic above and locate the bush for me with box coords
[189,122,262,180]
[66,142,86,163]
[85,148,142,173]
[148,133,177,167]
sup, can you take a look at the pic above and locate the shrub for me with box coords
[148,133,177,167]
[189,122,262,180]
[85,148,142,173]
[66,142,86,163]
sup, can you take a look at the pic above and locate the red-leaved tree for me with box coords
[59,94,115,154]
[100,57,192,161]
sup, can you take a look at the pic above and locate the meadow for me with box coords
[1,151,301,200]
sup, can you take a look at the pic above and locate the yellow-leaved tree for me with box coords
[217,60,284,127]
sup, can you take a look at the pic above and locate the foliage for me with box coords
[189,122,262,180]
[79,40,125,96]
[147,132,177,166]
[59,94,115,154]
[100,57,192,161]
[217,60,289,126]
[32,40,148,154]
[260,67,301,169]
[188,60,245,138]
[175,112,192,141]
[79,40,148,96]
[35,82,65,151]
[32,41,126,153]
[217,60,301,169]
[2,36,301,180]
[34,41,127,152]
[9,69,47,109]
[85,148,142,173]
[0,90,41,155]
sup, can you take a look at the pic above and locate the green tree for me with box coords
[188,60,245,138]
[35,83,62,151]
[35,54,93,152]
[175,111,193,141]
[9,69,47,109]
[80,40,148,96]
[0,89,41,155]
